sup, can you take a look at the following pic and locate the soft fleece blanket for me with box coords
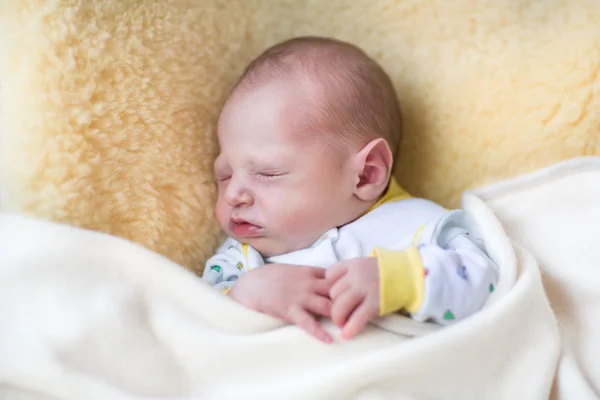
[0,157,599,400]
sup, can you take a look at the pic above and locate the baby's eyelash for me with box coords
[256,171,284,180]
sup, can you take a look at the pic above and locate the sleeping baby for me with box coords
[202,36,498,343]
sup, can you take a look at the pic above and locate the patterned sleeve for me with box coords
[202,238,250,292]
[410,230,499,324]
[374,209,499,324]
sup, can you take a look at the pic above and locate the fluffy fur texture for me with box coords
[0,0,599,272]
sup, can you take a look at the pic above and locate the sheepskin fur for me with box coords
[0,0,598,272]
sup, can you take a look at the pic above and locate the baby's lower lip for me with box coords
[231,221,264,238]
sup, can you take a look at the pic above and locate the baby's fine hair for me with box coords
[234,36,403,157]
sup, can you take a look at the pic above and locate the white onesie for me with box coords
[202,182,499,325]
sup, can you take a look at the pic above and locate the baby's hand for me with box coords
[228,264,334,343]
[326,257,380,340]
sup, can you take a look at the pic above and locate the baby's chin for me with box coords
[238,237,284,258]
[235,236,310,259]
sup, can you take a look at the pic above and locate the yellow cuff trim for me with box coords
[374,246,425,316]
[220,287,231,295]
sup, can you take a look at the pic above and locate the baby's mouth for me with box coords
[229,218,264,238]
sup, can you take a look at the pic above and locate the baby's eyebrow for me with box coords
[213,158,229,172]
[244,158,267,169]
[245,159,285,171]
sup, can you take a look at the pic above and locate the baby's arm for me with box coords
[202,238,247,293]
[327,209,499,338]
[374,213,499,324]
[202,239,333,343]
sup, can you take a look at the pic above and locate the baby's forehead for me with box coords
[225,57,366,148]
[220,82,312,140]
[230,75,329,126]
[219,103,343,160]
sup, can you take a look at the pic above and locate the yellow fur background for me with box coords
[0,0,598,273]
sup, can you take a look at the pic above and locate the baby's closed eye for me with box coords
[256,170,287,181]
[213,161,231,183]
[215,174,231,183]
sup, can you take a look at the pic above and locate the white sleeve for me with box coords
[202,238,248,291]
[410,215,499,325]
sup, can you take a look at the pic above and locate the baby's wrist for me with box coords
[227,282,256,310]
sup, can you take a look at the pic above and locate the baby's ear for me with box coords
[352,138,393,202]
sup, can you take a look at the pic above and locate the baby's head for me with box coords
[214,36,402,257]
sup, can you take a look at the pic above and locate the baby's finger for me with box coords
[331,290,363,327]
[341,302,376,340]
[310,267,327,279]
[325,263,347,283]
[313,279,333,297]
[329,278,350,300]
[289,306,333,344]
[304,294,332,318]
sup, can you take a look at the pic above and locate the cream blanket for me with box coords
[0,157,599,400]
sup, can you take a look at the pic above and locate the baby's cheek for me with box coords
[214,201,230,231]
[276,202,327,237]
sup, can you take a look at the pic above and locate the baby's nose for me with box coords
[233,190,254,206]
[225,181,254,207]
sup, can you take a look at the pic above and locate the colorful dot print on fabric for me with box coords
[443,310,455,321]
[424,268,429,277]
[489,283,495,293]
[236,262,243,270]
[457,266,468,280]
[210,265,221,273]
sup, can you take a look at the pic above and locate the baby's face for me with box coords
[214,80,355,257]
